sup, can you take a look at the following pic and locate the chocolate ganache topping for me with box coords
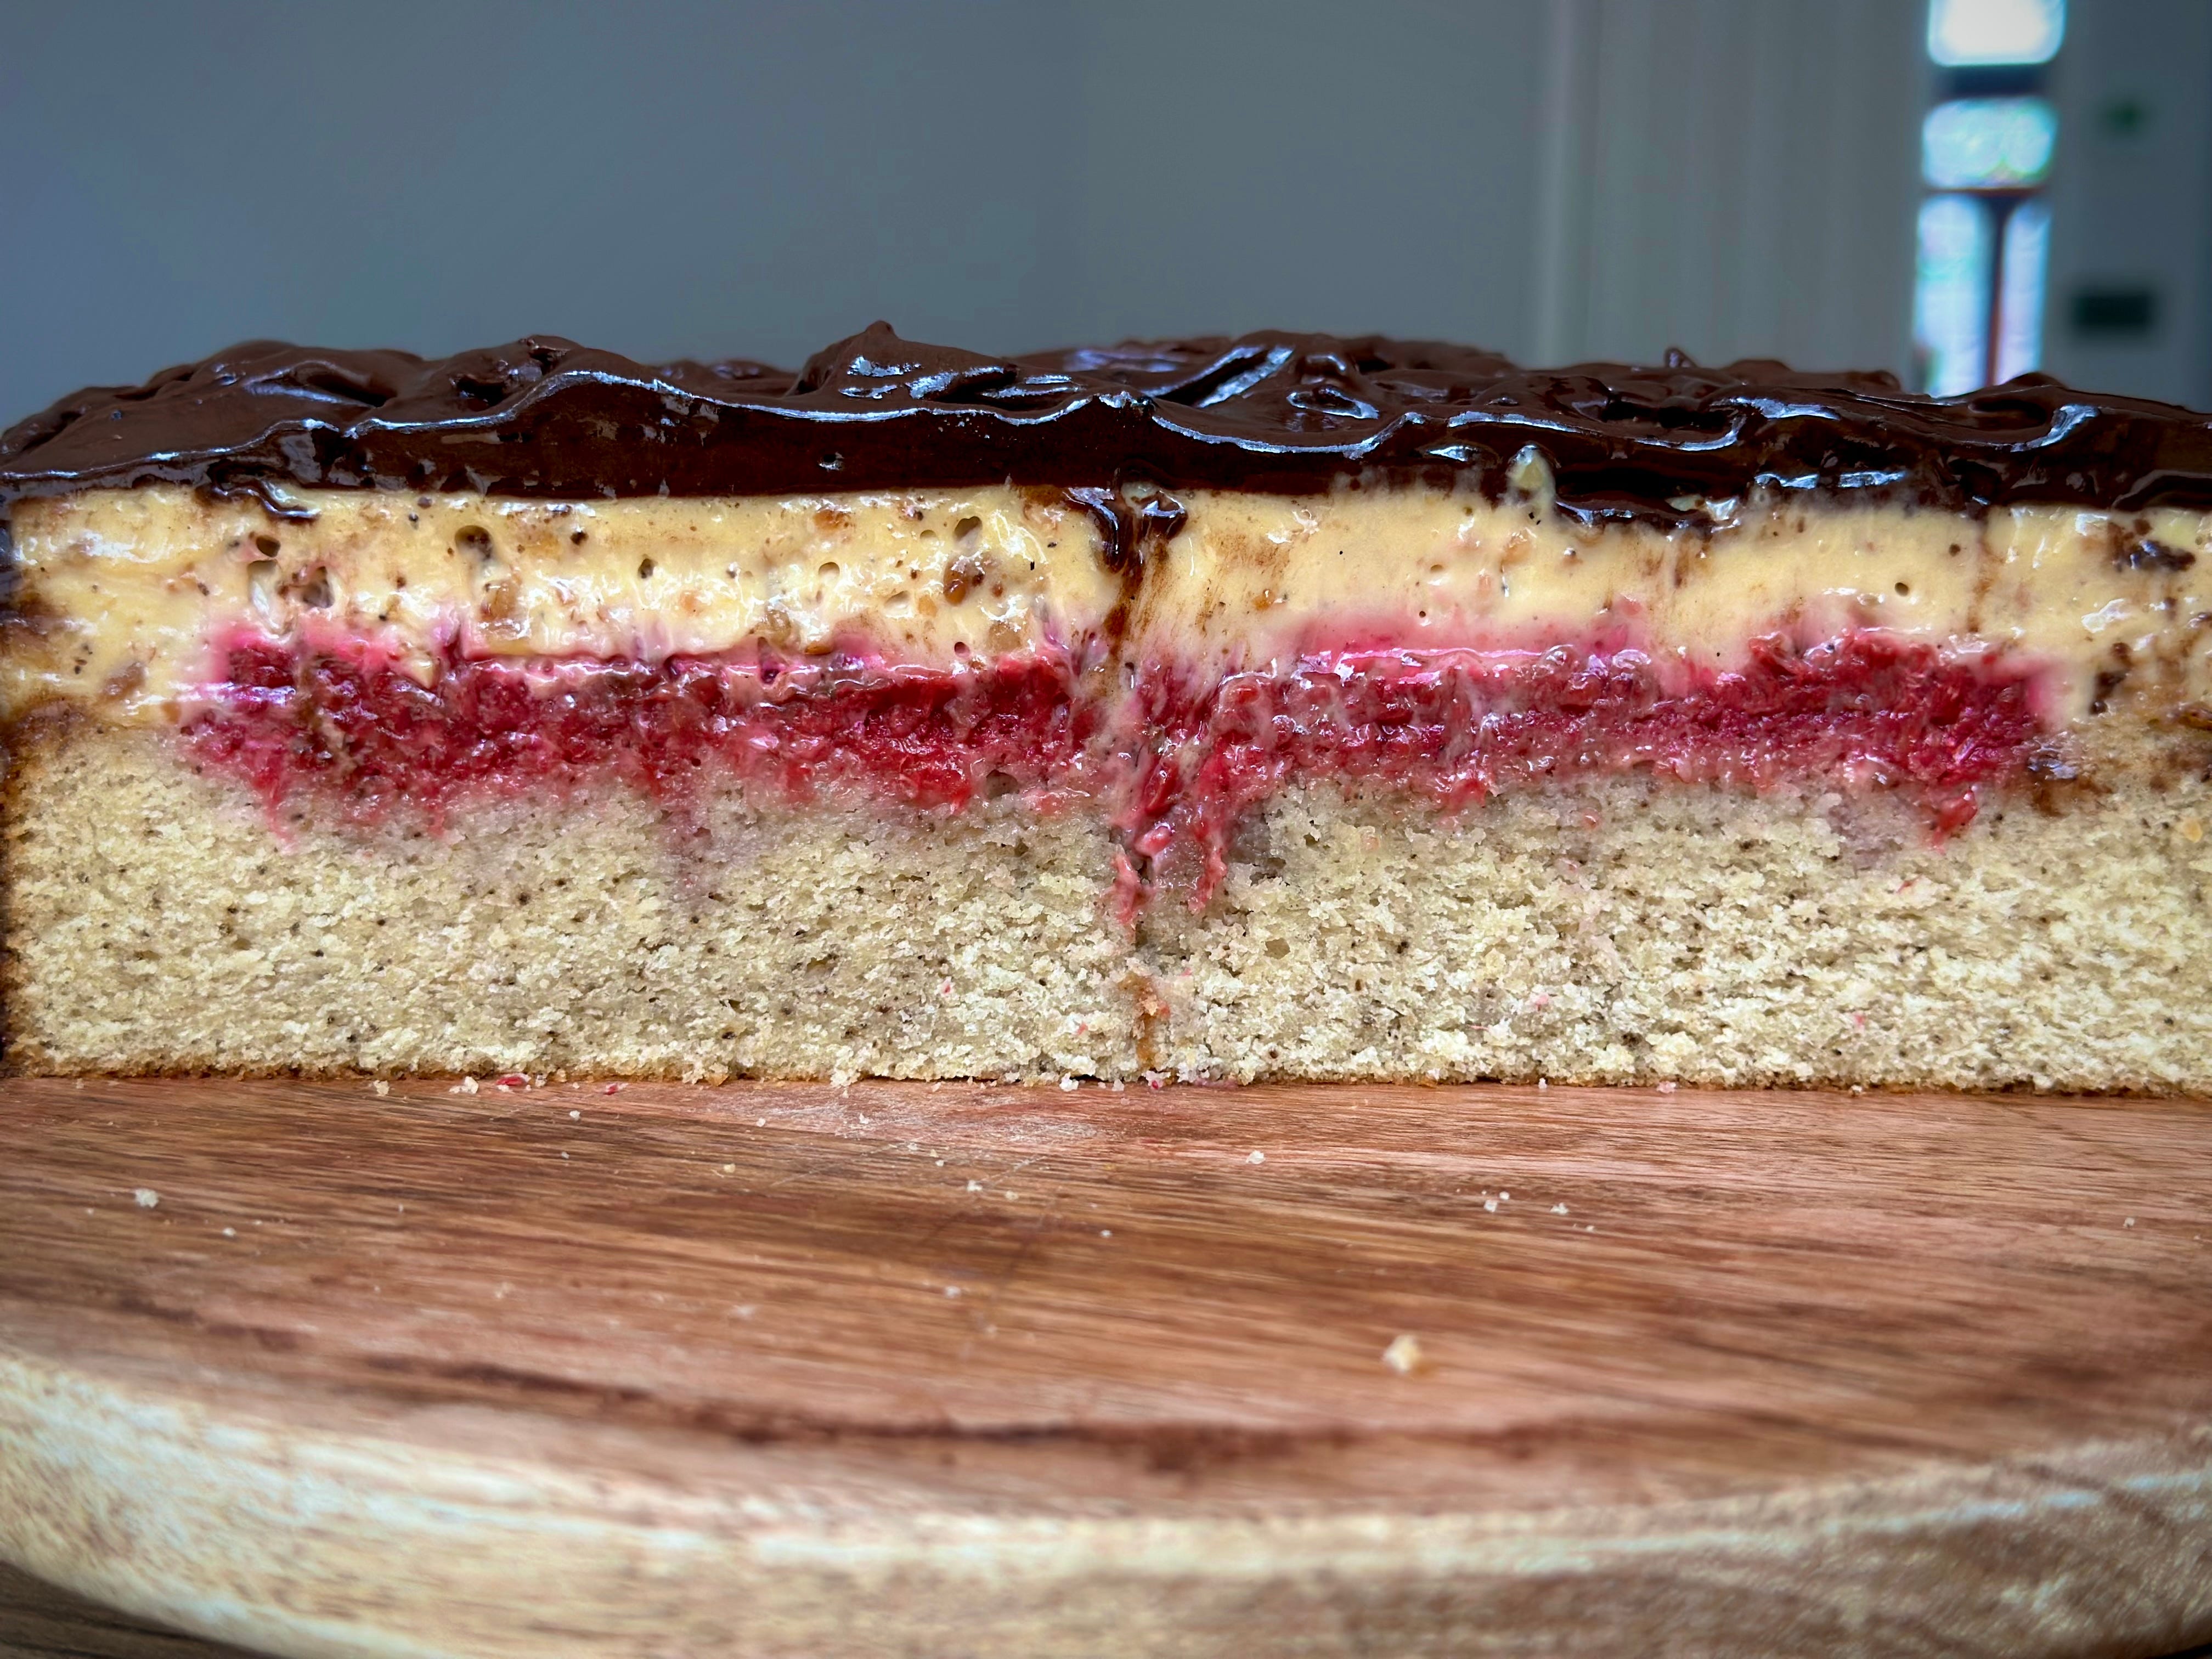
[5,322,2211,526]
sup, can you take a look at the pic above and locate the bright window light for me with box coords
[1995,200,2050,381]
[1923,98,2057,188]
[1915,195,1994,394]
[1928,0,2064,66]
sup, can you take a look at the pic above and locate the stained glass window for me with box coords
[1910,2,2063,394]
[1916,196,1994,396]
[1922,98,2057,190]
[1928,0,2064,67]
[1995,199,2051,382]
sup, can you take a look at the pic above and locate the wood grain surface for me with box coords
[0,1561,266,1659]
[1,1075,2209,1659]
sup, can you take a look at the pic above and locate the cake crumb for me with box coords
[1482,1197,1498,1212]
[1059,1075,1079,1091]
[221,1226,236,1238]
[967,1180,984,1192]
[1101,1229,1113,1238]
[569,1109,581,1119]
[1247,1150,1265,1164]
[33,685,2209,1101]
[1551,1202,1568,1215]
[1382,1334,1425,1375]
[603,1082,624,1094]
[453,1076,478,1095]
[720,1163,736,1174]
[2125,1216,2136,1227]
[1656,1080,1677,1093]
[133,1188,158,1209]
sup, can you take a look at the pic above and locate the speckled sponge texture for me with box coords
[10,727,2212,1090]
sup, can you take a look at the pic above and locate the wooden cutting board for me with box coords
[2,1075,2209,1659]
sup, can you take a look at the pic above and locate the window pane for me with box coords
[1928,0,2064,66]
[1923,98,2057,189]
[1995,199,2051,381]
[1915,194,1993,394]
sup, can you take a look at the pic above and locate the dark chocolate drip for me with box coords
[5,321,2211,525]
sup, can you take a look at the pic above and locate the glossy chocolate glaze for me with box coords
[5,324,2211,526]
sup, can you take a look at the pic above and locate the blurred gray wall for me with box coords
[0,0,2000,424]
[1534,0,1922,372]
[2044,0,2212,409]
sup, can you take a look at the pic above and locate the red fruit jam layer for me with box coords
[183,630,2050,909]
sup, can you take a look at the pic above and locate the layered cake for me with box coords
[3,326,2210,1088]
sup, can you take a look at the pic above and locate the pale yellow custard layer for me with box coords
[2,487,1119,721]
[8,482,2212,730]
